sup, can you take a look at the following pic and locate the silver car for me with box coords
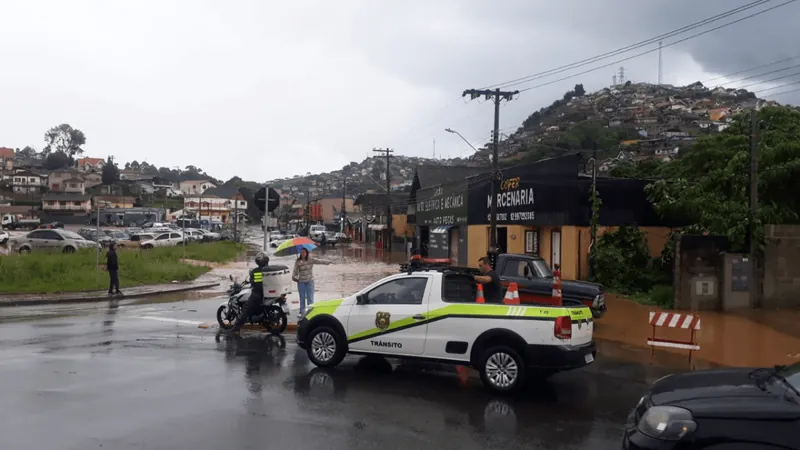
[12,229,100,254]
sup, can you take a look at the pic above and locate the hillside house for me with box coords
[76,157,104,172]
[62,178,86,195]
[179,179,216,196]
[709,108,731,121]
[42,193,92,213]
[660,128,690,138]
[636,116,658,125]
[95,196,135,208]
[608,117,622,127]
[545,125,560,133]
[48,168,83,192]
[0,147,14,171]
[715,122,730,132]
[694,120,714,130]
[9,170,46,194]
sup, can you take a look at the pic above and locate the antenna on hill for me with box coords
[658,40,663,86]
[612,74,617,86]
[433,138,436,159]
[619,66,626,85]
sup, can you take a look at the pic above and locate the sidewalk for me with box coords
[595,294,800,368]
[0,282,221,307]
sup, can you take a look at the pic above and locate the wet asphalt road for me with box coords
[0,296,672,450]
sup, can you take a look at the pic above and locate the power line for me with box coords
[737,70,800,90]
[483,0,777,90]
[512,0,797,93]
[701,54,800,84]
[710,63,800,87]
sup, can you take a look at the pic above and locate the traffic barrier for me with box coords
[503,282,520,305]
[476,283,485,303]
[552,264,562,306]
[647,312,701,365]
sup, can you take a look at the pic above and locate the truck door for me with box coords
[345,275,431,356]
[498,257,556,305]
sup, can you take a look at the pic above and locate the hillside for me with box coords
[467,81,778,174]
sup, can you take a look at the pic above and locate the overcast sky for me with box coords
[2,0,798,182]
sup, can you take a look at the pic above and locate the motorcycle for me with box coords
[217,274,289,334]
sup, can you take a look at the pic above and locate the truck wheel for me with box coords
[19,247,31,255]
[63,246,76,254]
[478,345,526,394]
[306,326,346,368]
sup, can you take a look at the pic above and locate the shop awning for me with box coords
[431,225,454,234]
[368,224,387,230]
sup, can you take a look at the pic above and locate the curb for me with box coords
[0,283,222,307]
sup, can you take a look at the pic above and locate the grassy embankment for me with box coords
[0,241,247,294]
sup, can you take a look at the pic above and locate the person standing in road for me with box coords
[474,256,502,303]
[292,248,331,317]
[106,242,123,297]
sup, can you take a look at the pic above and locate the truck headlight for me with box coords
[638,406,696,441]
[299,306,313,321]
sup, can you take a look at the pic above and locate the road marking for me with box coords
[135,316,205,326]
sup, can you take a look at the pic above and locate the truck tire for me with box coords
[306,326,346,368]
[63,246,76,254]
[19,247,31,254]
[478,345,526,394]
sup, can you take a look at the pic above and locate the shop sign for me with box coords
[485,176,536,222]
[416,183,468,226]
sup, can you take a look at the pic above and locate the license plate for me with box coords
[281,304,289,313]
[584,353,594,364]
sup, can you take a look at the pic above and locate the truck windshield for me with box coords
[532,259,553,278]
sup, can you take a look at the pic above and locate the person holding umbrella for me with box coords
[292,248,331,317]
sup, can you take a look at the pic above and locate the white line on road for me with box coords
[135,316,205,326]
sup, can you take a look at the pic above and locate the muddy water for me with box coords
[596,294,800,369]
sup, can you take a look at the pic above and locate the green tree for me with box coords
[43,124,86,157]
[574,83,585,96]
[102,156,120,185]
[646,106,800,250]
[16,146,37,159]
[44,151,71,170]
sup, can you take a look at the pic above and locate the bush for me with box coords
[0,241,246,294]
[590,225,652,294]
[649,285,674,308]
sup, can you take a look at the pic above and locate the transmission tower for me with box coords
[658,40,663,85]
[612,74,617,86]
[618,66,626,85]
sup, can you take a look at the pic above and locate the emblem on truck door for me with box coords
[375,311,391,331]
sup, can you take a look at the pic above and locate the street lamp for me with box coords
[444,128,479,154]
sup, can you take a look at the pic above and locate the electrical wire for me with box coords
[482,0,777,90]
[737,70,800,90]
[710,63,800,88]
[701,54,800,84]
[512,0,797,93]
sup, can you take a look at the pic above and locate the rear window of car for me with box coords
[442,273,478,303]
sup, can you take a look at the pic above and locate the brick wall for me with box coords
[763,225,800,308]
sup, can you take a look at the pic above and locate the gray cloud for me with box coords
[0,0,796,181]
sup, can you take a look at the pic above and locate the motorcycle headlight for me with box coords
[637,406,697,441]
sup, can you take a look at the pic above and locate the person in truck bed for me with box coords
[473,256,502,303]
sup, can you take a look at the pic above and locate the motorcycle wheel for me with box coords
[217,304,239,330]
[263,306,288,335]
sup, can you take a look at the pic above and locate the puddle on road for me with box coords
[597,294,800,368]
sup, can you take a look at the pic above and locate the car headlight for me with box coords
[637,406,697,441]
[299,306,313,321]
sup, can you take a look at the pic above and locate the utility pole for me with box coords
[749,109,759,308]
[462,88,518,257]
[233,193,239,243]
[262,184,269,252]
[373,148,394,250]
[304,187,310,234]
[340,175,349,234]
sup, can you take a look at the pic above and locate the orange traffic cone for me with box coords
[476,283,485,303]
[503,282,521,305]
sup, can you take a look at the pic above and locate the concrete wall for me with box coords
[764,225,800,308]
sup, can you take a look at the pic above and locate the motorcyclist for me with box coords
[231,251,269,333]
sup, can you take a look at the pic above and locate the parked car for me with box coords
[102,230,136,247]
[0,230,9,245]
[197,229,221,241]
[77,228,115,247]
[36,221,64,229]
[181,228,204,243]
[139,231,184,249]
[11,229,100,254]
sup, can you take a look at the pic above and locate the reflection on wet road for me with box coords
[0,294,671,450]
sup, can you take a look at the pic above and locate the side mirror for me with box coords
[356,294,366,305]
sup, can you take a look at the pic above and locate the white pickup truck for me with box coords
[297,266,596,393]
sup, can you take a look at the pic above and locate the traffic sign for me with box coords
[254,187,280,213]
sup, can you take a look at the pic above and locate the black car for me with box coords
[623,362,800,449]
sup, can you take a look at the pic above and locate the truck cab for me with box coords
[493,254,606,318]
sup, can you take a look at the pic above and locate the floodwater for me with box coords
[596,294,800,369]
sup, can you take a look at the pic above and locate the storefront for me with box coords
[466,167,679,280]
[414,180,469,265]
